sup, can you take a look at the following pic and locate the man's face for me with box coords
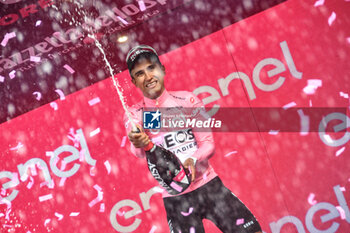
[131,57,165,99]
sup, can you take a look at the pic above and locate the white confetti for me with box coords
[55,212,64,220]
[268,130,280,135]
[39,194,53,202]
[69,212,80,216]
[90,128,100,137]
[328,12,336,26]
[10,142,23,151]
[9,70,16,79]
[63,64,75,74]
[88,97,101,106]
[50,102,58,110]
[99,203,105,212]
[0,75,4,82]
[104,160,111,174]
[314,0,324,7]
[149,226,157,233]
[44,218,51,226]
[303,79,322,95]
[35,20,42,26]
[120,136,127,147]
[224,151,237,157]
[297,109,310,135]
[1,32,16,47]
[336,147,345,157]
[340,92,349,99]
[30,56,41,62]
[88,184,103,207]
[117,16,129,25]
[308,193,317,205]
[33,92,42,100]
[138,1,146,11]
[55,89,66,100]
[283,102,297,109]
[336,206,346,219]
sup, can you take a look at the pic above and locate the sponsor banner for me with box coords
[0,0,350,233]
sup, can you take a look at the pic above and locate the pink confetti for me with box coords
[268,130,280,135]
[104,160,111,174]
[340,186,346,192]
[0,75,4,82]
[30,56,41,63]
[120,136,127,147]
[283,102,297,109]
[55,212,63,220]
[35,20,42,26]
[297,109,310,135]
[170,181,183,192]
[138,0,146,11]
[336,206,346,219]
[50,102,58,110]
[10,142,23,151]
[340,92,349,99]
[33,92,42,100]
[181,207,194,216]
[99,203,105,212]
[308,193,317,205]
[44,218,51,226]
[314,0,324,7]
[236,218,245,225]
[303,79,322,95]
[1,32,16,47]
[68,128,81,147]
[190,227,195,233]
[26,176,34,189]
[88,97,101,106]
[55,89,65,100]
[328,12,336,26]
[335,147,345,157]
[39,194,53,202]
[90,128,100,137]
[224,151,237,157]
[149,226,157,233]
[88,184,103,207]
[69,212,80,216]
[9,70,16,79]
[117,16,129,25]
[63,64,75,74]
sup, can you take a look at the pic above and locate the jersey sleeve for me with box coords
[186,92,215,162]
[123,109,146,159]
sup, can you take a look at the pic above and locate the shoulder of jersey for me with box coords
[169,91,197,106]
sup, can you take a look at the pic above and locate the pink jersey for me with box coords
[124,89,218,198]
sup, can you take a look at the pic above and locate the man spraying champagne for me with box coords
[124,45,262,233]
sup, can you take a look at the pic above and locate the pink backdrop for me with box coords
[1,0,350,232]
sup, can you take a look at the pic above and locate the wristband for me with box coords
[144,142,154,151]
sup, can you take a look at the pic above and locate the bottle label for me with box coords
[173,168,186,182]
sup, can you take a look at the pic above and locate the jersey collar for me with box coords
[143,89,169,107]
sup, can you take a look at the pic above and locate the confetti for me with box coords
[104,160,111,174]
[44,219,51,226]
[90,128,100,137]
[88,184,103,207]
[303,79,322,95]
[88,97,101,106]
[0,75,4,82]
[63,64,75,74]
[33,92,42,100]
[308,193,317,205]
[90,167,96,176]
[1,32,16,47]
[335,147,345,157]
[26,176,34,189]
[224,151,237,157]
[117,16,129,25]
[40,180,55,189]
[340,92,349,99]
[99,203,105,212]
[323,134,333,143]
[283,102,296,109]
[268,130,280,135]
[120,136,127,147]
[46,151,54,157]
[336,206,346,219]
[30,56,41,63]
[328,12,336,26]
[10,142,24,151]
[35,20,42,26]
[181,207,194,216]
[149,226,157,233]
[170,182,183,192]
[59,177,67,187]
[9,70,16,79]
[190,227,195,233]
[309,99,313,107]
[138,0,146,11]
[50,102,58,110]
[314,0,324,7]
[55,89,66,100]
[55,212,64,220]
[69,212,80,216]
[236,218,245,225]
[297,109,310,135]
[117,210,125,216]
[347,37,350,44]
[340,186,346,192]
[39,194,53,202]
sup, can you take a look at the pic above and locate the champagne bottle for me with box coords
[144,142,191,195]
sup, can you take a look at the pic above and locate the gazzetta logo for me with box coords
[143,110,161,129]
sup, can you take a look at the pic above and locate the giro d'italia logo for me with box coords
[143,110,161,129]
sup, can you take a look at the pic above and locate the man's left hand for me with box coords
[183,158,196,182]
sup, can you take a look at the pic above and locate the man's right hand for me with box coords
[127,125,151,148]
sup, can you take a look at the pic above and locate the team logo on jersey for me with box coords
[143,110,161,129]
